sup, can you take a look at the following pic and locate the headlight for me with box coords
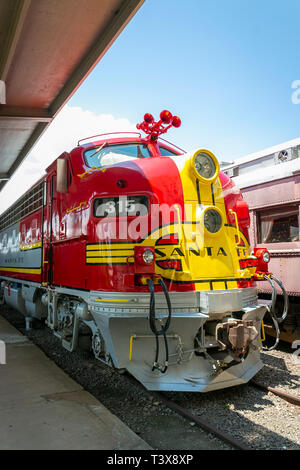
[204,209,222,233]
[192,149,219,182]
[262,251,270,263]
[143,250,154,264]
[195,153,216,178]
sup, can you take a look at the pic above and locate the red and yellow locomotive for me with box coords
[0,111,280,391]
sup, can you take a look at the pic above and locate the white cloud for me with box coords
[0,105,136,214]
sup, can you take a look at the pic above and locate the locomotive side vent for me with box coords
[291,145,300,160]
[0,181,44,231]
[274,148,293,165]
[223,167,239,177]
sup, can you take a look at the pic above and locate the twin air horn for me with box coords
[137,110,181,141]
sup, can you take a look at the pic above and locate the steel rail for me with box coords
[250,380,300,406]
[153,392,251,451]
[121,373,251,450]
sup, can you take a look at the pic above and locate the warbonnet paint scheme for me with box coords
[0,110,285,392]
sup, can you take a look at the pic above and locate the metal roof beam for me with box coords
[0,105,52,122]
[0,0,32,81]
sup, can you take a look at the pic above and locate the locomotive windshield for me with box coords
[159,146,178,156]
[84,143,151,167]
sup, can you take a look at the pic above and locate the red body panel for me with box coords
[0,135,253,293]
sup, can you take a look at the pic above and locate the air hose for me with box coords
[269,275,289,323]
[262,274,289,351]
[147,278,172,373]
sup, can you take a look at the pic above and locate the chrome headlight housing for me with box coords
[142,249,154,264]
[191,149,219,182]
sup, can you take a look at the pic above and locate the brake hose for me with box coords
[262,274,289,351]
[270,275,289,323]
[147,279,159,370]
[147,278,172,373]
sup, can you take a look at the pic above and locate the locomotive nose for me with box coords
[155,147,241,286]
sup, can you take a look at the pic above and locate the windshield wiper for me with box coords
[88,141,107,161]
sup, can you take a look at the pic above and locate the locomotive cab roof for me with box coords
[77,132,185,157]
[76,110,185,159]
[65,112,186,176]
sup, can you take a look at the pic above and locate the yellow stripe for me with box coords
[66,201,88,213]
[129,335,136,361]
[86,257,134,264]
[258,321,266,342]
[227,280,238,289]
[86,245,135,264]
[87,249,134,257]
[95,298,130,302]
[0,267,41,274]
[20,242,42,251]
[77,167,107,178]
[86,244,135,251]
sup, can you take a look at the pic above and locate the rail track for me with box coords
[121,373,250,450]
[1,306,299,450]
[121,370,300,451]
[155,392,250,450]
[250,380,300,406]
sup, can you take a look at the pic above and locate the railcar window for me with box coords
[94,196,149,218]
[84,143,151,168]
[258,209,299,243]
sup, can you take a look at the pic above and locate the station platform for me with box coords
[0,315,151,450]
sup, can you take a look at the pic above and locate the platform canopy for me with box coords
[0,0,144,192]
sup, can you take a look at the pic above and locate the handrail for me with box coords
[78,132,141,146]
[229,209,241,245]
[158,137,186,154]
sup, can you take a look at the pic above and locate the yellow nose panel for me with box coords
[162,151,252,290]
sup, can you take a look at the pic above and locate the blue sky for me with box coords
[69,0,300,161]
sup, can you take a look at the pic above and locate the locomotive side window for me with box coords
[159,146,178,156]
[93,196,149,218]
[258,207,299,243]
[84,143,151,168]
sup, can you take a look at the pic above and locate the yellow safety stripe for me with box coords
[20,242,42,251]
[0,267,41,274]
[66,202,88,213]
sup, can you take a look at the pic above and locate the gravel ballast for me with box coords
[1,305,299,450]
